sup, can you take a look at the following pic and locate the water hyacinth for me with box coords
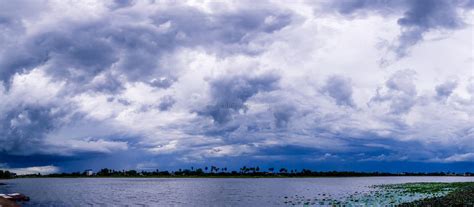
[282,182,474,206]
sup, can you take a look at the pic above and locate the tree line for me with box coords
[0,170,15,179]
[14,166,474,178]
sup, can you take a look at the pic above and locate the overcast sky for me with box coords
[0,0,473,174]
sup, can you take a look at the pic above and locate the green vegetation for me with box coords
[282,182,474,206]
[378,182,474,194]
[0,170,15,179]
[397,182,474,206]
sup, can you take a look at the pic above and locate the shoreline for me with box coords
[14,175,474,179]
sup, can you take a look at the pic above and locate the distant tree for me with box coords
[126,170,138,176]
[268,168,274,173]
[210,166,219,173]
[0,170,14,179]
[301,169,312,175]
[240,166,247,173]
[196,168,204,175]
[97,168,111,176]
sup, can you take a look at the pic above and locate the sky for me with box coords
[0,0,473,174]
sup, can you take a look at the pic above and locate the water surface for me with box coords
[1,177,474,206]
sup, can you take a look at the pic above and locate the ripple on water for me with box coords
[0,177,473,206]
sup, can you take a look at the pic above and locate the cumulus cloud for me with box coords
[1,165,59,175]
[0,69,70,155]
[0,0,293,87]
[198,72,280,124]
[0,106,59,154]
[0,0,472,171]
[0,0,291,158]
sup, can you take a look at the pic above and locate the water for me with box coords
[1,177,474,206]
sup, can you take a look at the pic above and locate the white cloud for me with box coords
[44,138,128,155]
[430,153,474,163]
[1,165,59,175]
[0,1,472,169]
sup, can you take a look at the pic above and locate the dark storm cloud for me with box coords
[0,105,64,155]
[199,73,280,124]
[0,1,293,168]
[0,0,48,84]
[0,1,471,172]
[395,0,467,56]
[147,6,293,57]
[327,0,473,57]
[90,73,125,94]
[0,21,119,86]
[322,75,355,107]
[39,26,119,82]
[0,2,293,90]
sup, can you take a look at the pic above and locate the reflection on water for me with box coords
[1,177,473,206]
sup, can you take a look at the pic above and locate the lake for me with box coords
[1,177,474,206]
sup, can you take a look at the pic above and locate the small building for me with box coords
[84,169,94,176]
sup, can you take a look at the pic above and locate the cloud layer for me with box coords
[0,0,473,172]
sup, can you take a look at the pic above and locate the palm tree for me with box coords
[240,166,247,174]
[211,166,218,173]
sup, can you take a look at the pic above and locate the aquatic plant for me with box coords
[375,182,474,194]
[282,182,474,206]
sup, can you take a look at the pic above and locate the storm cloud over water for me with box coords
[0,0,473,172]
